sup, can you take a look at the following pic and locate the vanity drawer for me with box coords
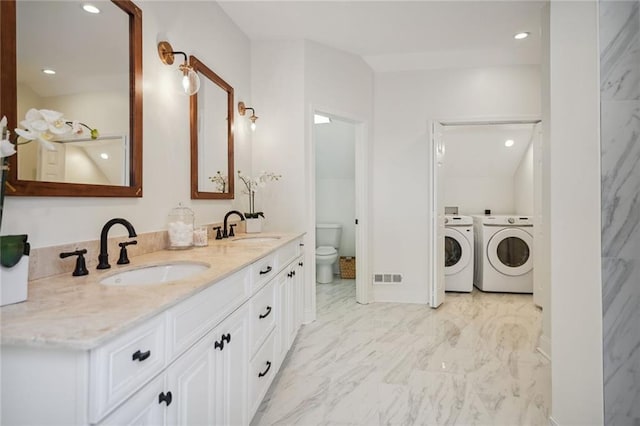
[277,240,300,268]
[251,252,278,293]
[89,314,166,423]
[166,268,250,361]
[249,278,276,356]
[248,330,277,418]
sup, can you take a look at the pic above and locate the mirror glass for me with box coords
[190,56,234,199]
[1,0,143,197]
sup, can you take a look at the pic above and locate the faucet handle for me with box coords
[229,224,237,237]
[117,240,137,265]
[60,249,89,277]
[213,226,223,240]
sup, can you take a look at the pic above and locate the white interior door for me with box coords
[430,121,445,308]
[532,123,544,307]
[37,144,66,182]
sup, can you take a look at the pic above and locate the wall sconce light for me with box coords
[157,41,200,96]
[238,101,258,131]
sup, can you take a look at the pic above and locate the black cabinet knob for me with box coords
[158,391,172,406]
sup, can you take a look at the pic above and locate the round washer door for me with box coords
[444,227,471,275]
[487,228,533,276]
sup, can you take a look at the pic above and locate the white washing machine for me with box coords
[444,215,474,292]
[473,215,534,293]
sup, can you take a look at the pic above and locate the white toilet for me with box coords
[316,223,342,284]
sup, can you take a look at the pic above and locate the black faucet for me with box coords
[222,210,245,238]
[97,218,137,269]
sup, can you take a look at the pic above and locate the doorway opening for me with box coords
[306,109,370,322]
[429,118,543,311]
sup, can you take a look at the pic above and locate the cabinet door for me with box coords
[286,265,297,346]
[165,304,249,426]
[214,304,250,426]
[275,270,290,368]
[294,255,305,332]
[166,334,217,426]
[99,375,166,426]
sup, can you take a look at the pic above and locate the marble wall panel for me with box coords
[600,1,640,423]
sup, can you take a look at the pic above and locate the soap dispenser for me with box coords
[167,204,195,249]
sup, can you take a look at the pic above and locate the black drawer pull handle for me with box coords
[299,262,304,267]
[259,306,272,319]
[132,350,151,362]
[222,333,231,344]
[259,266,272,275]
[158,391,172,406]
[292,270,296,276]
[258,361,272,378]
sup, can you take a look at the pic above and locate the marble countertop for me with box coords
[0,233,304,351]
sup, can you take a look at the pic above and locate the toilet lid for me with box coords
[316,246,337,256]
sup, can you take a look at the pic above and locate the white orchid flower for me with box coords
[71,121,84,135]
[15,108,72,151]
[1,139,16,158]
[0,115,6,130]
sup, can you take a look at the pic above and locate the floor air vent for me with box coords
[373,273,403,284]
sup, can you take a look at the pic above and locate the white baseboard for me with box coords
[549,415,559,426]
[537,334,551,360]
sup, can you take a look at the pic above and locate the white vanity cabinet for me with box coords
[274,253,305,371]
[0,235,304,426]
[100,304,250,426]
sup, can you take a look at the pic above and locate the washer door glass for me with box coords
[496,237,530,267]
[445,236,462,267]
[444,227,471,275]
[487,228,533,276]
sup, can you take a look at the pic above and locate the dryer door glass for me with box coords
[496,237,530,267]
[445,236,462,267]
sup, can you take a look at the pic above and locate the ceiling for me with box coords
[218,0,545,72]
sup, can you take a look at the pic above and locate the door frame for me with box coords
[304,104,371,323]
[427,116,541,308]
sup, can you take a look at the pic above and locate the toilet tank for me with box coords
[316,223,342,248]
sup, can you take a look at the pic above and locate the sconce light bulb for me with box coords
[180,64,200,96]
[251,121,256,132]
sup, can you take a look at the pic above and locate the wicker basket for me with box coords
[339,256,356,279]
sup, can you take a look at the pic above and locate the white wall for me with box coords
[444,177,514,215]
[3,1,253,247]
[315,119,356,257]
[373,66,540,303]
[535,2,552,360]
[251,40,373,316]
[549,1,603,423]
[250,40,306,232]
[514,140,534,215]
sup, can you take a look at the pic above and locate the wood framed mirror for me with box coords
[0,0,143,197]
[189,56,234,200]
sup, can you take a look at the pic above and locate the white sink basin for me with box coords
[100,262,210,286]
[232,236,281,243]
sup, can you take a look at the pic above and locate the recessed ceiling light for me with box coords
[314,114,331,124]
[100,153,109,160]
[505,139,515,147]
[42,68,56,75]
[514,32,530,40]
[82,4,100,14]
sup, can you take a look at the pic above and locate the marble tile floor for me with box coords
[252,279,550,426]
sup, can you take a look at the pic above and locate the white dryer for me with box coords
[444,215,474,292]
[473,215,533,293]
